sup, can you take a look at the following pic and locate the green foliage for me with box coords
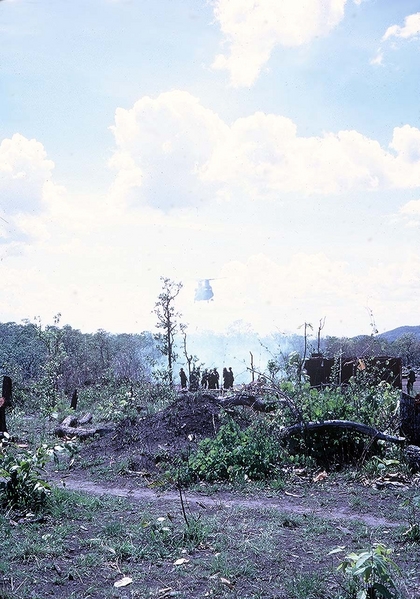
[0,434,69,513]
[299,381,400,431]
[283,572,328,599]
[32,314,68,412]
[401,495,420,542]
[362,456,401,480]
[153,277,183,384]
[82,378,176,423]
[333,544,400,599]
[181,417,285,483]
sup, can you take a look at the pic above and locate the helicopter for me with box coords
[194,279,215,302]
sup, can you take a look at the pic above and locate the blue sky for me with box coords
[1,0,420,340]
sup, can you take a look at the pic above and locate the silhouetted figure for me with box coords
[70,388,78,410]
[189,367,200,392]
[228,367,234,388]
[407,367,416,396]
[208,369,216,389]
[0,376,12,434]
[214,368,220,389]
[179,368,188,389]
[223,368,229,389]
[201,369,209,389]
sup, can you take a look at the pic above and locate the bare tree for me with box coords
[153,277,183,385]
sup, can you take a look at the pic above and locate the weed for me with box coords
[0,436,50,512]
[332,543,400,599]
[401,495,420,542]
[284,571,329,599]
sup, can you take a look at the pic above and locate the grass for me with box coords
[2,386,420,598]
[0,475,419,598]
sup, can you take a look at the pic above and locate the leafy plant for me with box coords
[332,544,400,599]
[401,495,420,542]
[181,417,286,483]
[0,434,69,512]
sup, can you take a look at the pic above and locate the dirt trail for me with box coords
[54,476,400,529]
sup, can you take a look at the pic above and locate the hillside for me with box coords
[377,325,420,343]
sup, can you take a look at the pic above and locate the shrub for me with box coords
[0,435,68,513]
[182,417,285,483]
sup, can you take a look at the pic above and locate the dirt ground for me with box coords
[2,392,420,599]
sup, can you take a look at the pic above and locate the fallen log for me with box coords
[54,412,110,439]
[54,424,113,440]
[281,420,406,445]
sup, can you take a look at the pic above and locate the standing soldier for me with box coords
[179,368,188,390]
[201,369,209,389]
[407,367,416,396]
[223,368,229,389]
[228,367,234,388]
[214,368,220,389]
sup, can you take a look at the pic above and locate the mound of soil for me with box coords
[82,392,223,470]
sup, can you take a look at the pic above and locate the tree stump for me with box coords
[70,389,78,410]
[0,376,12,434]
[400,392,420,445]
[404,445,420,472]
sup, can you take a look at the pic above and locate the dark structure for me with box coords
[304,356,402,390]
[400,392,420,445]
[0,376,12,434]
[70,388,78,410]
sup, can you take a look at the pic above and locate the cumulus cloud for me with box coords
[211,0,348,87]
[109,91,420,211]
[382,12,420,41]
[373,12,420,65]
[109,91,227,210]
[0,134,54,215]
[0,133,62,249]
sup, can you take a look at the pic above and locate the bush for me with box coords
[0,435,68,513]
[181,417,286,483]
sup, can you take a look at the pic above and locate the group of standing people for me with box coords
[179,366,234,391]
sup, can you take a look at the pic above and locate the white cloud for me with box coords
[400,199,420,216]
[109,91,420,211]
[0,134,54,215]
[109,91,227,210]
[0,134,64,249]
[211,0,348,86]
[370,49,383,66]
[204,114,420,195]
[382,12,420,41]
[2,95,420,338]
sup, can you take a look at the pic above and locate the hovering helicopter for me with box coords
[194,279,215,302]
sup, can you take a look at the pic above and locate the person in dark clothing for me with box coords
[214,368,220,389]
[208,370,216,389]
[228,367,234,388]
[201,369,209,389]
[407,367,416,396]
[179,368,188,389]
[223,368,229,389]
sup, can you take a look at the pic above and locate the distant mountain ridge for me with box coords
[377,326,420,343]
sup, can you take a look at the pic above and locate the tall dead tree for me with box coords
[153,277,183,385]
